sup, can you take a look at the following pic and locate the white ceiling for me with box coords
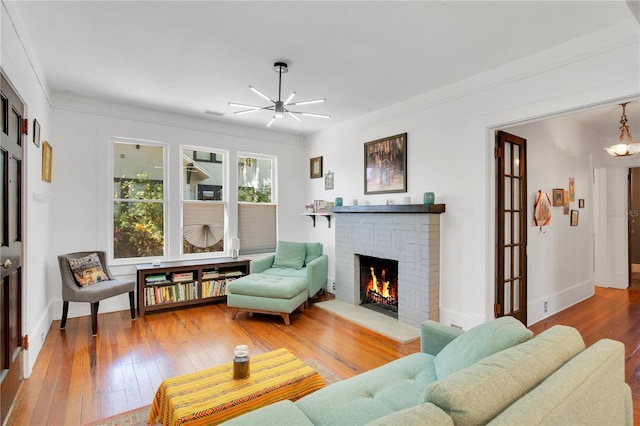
[7,0,639,136]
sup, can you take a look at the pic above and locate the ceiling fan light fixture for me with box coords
[229,62,329,128]
[605,102,639,157]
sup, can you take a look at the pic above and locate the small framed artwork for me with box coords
[33,119,41,147]
[569,177,575,202]
[364,132,407,194]
[570,210,579,226]
[578,199,585,208]
[310,156,323,179]
[325,171,334,190]
[42,140,52,182]
[552,188,564,206]
[563,190,570,215]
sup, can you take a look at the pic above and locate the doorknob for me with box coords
[2,259,12,269]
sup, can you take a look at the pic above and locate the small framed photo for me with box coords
[578,199,585,208]
[33,119,41,147]
[310,156,323,179]
[325,171,334,190]
[552,188,564,206]
[570,210,579,226]
[42,141,52,182]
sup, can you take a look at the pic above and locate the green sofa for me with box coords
[227,241,328,325]
[224,316,632,425]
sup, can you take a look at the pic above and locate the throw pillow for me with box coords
[68,253,109,287]
[305,242,323,265]
[434,316,533,379]
[272,241,307,270]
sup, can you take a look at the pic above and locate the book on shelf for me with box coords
[223,270,243,277]
[171,272,194,282]
[202,270,220,280]
[145,274,168,284]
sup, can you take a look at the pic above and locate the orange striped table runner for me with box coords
[148,348,325,426]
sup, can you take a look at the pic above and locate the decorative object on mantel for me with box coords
[423,192,435,205]
[310,156,323,179]
[364,133,407,195]
[33,118,41,147]
[335,197,343,206]
[331,204,445,214]
[42,140,52,182]
[325,170,334,190]
[532,190,551,231]
[228,61,330,128]
[604,102,639,157]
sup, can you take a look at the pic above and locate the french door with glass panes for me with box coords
[495,131,527,324]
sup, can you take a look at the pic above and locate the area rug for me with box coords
[86,358,341,426]
[315,299,420,343]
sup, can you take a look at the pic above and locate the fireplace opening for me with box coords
[359,255,398,318]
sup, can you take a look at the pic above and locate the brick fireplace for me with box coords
[333,204,444,328]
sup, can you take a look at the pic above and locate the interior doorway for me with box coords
[630,167,640,288]
[495,130,528,324]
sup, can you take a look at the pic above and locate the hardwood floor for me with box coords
[6,287,640,425]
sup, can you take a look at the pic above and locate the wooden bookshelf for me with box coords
[136,258,251,317]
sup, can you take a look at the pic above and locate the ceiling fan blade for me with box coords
[233,108,262,116]
[228,102,263,110]
[287,111,302,122]
[300,112,331,119]
[250,85,275,103]
[288,98,326,106]
[284,91,296,105]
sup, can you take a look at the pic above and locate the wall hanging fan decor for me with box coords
[228,62,330,127]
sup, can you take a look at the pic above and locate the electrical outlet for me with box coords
[332,281,336,291]
[544,301,548,313]
[41,331,45,343]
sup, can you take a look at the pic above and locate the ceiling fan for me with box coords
[228,62,330,127]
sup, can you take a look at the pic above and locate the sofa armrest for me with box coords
[421,321,464,355]
[306,254,328,298]
[251,254,275,273]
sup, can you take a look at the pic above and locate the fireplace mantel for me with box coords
[331,204,445,214]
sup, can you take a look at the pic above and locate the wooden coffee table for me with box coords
[148,348,325,426]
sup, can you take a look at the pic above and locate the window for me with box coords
[113,142,165,259]
[238,155,276,254]
[182,148,225,255]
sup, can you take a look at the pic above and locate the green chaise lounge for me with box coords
[227,241,328,325]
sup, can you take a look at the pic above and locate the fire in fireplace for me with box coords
[359,255,399,318]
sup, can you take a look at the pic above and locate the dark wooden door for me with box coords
[495,131,527,324]
[0,72,24,423]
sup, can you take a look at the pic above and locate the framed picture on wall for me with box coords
[552,188,564,206]
[310,156,323,179]
[33,119,41,147]
[570,209,579,226]
[42,140,52,182]
[364,133,407,194]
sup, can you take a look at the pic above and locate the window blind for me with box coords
[238,203,276,254]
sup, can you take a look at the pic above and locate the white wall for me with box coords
[47,95,306,321]
[304,18,640,329]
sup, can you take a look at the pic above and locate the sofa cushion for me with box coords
[226,274,308,299]
[222,400,314,425]
[68,253,109,287]
[424,325,585,426]
[305,242,323,265]
[296,352,437,425]
[272,241,307,270]
[261,267,308,279]
[434,316,532,379]
[366,402,454,426]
